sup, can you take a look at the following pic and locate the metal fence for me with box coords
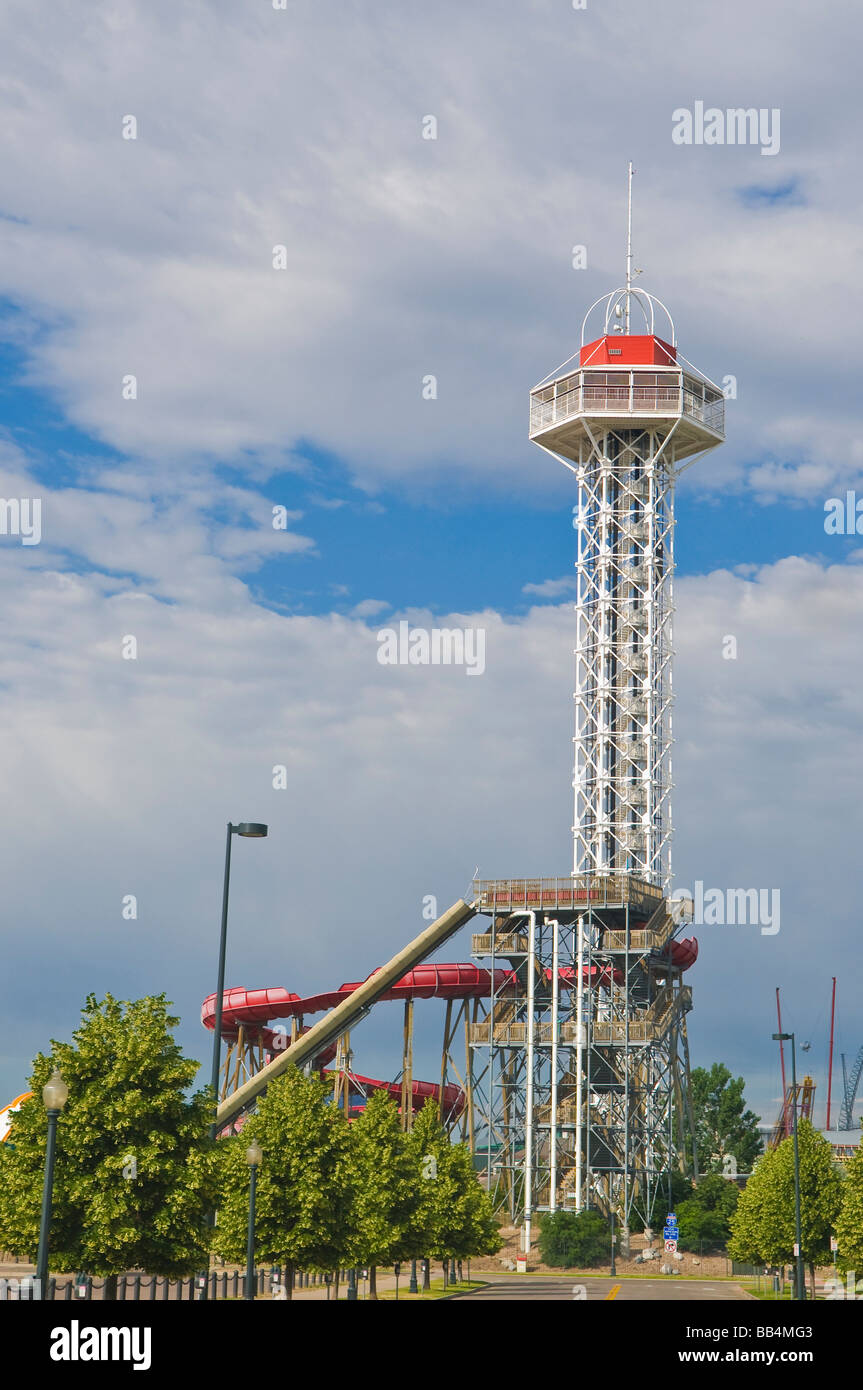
[2,1266,344,1300]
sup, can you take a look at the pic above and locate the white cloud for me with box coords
[1,0,860,1129]
[522,576,577,598]
[350,598,390,618]
[0,1,861,498]
[1,533,861,1121]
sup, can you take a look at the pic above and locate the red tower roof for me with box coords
[580,334,677,367]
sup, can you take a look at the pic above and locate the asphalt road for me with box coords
[463,1276,752,1301]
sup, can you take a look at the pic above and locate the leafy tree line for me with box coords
[0,994,500,1297]
[215,1071,499,1297]
[727,1119,854,1296]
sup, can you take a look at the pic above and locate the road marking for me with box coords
[605,1283,621,1300]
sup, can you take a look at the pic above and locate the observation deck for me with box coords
[530,287,726,468]
[530,361,725,465]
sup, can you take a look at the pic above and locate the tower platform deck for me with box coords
[473,874,663,918]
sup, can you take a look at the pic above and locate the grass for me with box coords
[377,1278,486,1301]
[742,1283,821,1301]
[508,1268,743,1281]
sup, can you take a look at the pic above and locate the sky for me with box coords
[1,0,862,1131]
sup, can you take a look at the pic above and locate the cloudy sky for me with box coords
[1,0,861,1129]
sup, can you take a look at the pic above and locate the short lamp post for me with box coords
[36,1069,69,1295]
[245,1140,262,1302]
[773,1031,805,1301]
[610,1208,617,1277]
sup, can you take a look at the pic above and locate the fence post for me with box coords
[231,1271,239,1299]
[118,1275,126,1301]
[149,1276,157,1300]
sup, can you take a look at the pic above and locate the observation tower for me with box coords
[468,169,726,1245]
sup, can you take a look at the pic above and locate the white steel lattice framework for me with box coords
[468,204,726,1244]
[531,285,725,893]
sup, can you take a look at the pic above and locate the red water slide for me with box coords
[202,964,515,1117]
[202,942,696,1116]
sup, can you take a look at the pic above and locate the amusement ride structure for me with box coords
[466,165,725,1241]
[195,170,729,1249]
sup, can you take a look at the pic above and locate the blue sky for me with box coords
[1,0,862,1133]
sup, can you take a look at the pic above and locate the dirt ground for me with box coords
[467,1226,735,1279]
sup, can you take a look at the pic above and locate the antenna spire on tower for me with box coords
[625,161,635,333]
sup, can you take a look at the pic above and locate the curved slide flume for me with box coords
[202,964,515,1119]
[202,943,697,1119]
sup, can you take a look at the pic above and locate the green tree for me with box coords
[404,1100,500,1286]
[690,1063,762,1174]
[213,1068,352,1297]
[348,1089,418,1299]
[729,1121,843,1289]
[431,1135,500,1270]
[404,1100,450,1266]
[538,1210,609,1268]
[0,993,217,1286]
[835,1140,863,1278]
[676,1174,739,1252]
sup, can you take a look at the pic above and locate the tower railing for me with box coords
[529,375,725,436]
[472,875,664,915]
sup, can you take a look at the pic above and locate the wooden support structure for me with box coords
[400,1001,414,1130]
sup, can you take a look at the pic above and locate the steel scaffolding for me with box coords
[469,265,725,1247]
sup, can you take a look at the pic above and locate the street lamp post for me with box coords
[35,1069,69,1296]
[245,1140,262,1301]
[773,1030,805,1301]
[210,822,268,1137]
[610,1208,617,1277]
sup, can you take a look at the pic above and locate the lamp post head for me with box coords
[245,1140,263,1167]
[42,1069,69,1112]
[235,823,268,838]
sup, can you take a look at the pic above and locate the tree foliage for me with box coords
[537,1210,609,1268]
[404,1101,500,1265]
[676,1174,739,1252]
[835,1139,863,1277]
[728,1120,843,1268]
[690,1063,762,1174]
[347,1089,419,1281]
[0,993,217,1276]
[403,1099,450,1258]
[214,1068,352,1288]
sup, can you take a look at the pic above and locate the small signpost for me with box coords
[663,1212,679,1258]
